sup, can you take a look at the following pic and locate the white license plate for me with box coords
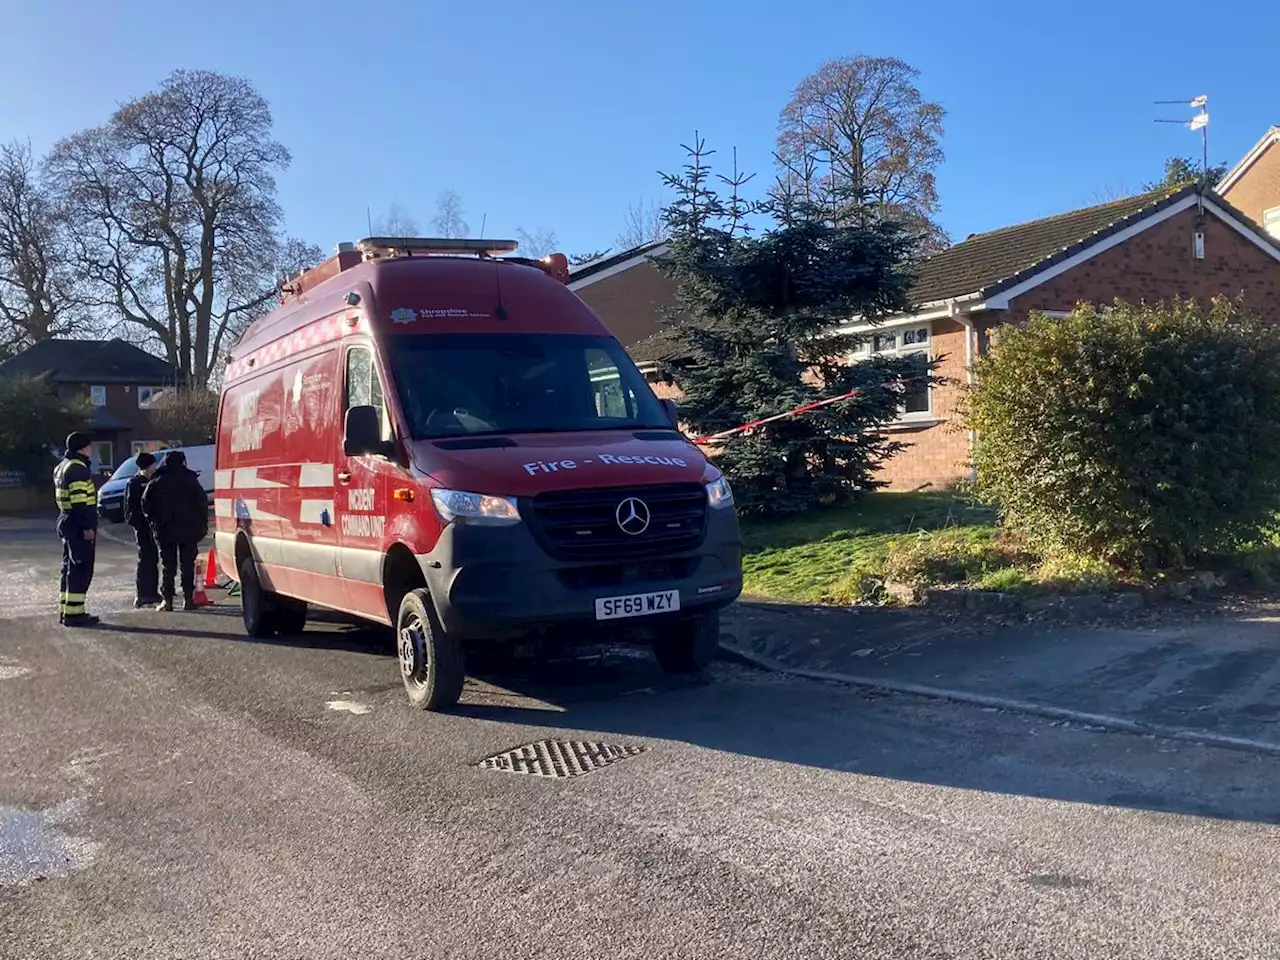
[594,589,681,620]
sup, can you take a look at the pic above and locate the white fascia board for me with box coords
[831,296,991,336]
[568,245,670,292]
[1201,196,1280,261]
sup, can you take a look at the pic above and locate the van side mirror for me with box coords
[344,405,392,457]
[661,398,680,427]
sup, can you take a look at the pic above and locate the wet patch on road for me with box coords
[0,656,30,680]
[326,698,374,715]
[1026,871,1093,891]
[0,799,99,886]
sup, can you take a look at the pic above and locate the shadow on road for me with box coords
[84,597,1280,827]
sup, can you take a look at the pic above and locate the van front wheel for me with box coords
[397,588,465,711]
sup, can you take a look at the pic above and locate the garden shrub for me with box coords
[965,299,1280,569]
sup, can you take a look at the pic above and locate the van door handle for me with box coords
[338,471,352,484]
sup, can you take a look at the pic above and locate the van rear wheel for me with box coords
[238,555,275,638]
[238,555,306,638]
[653,610,720,674]
[397,588,465,711]
[273,597,308,637]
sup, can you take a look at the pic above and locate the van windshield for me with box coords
[387,333,673,439]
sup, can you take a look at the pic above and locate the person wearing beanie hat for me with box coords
[53,432,100,627]
[124,451,162,607]
[141,449,209,611]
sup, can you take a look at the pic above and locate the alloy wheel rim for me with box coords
[399,615,427,686]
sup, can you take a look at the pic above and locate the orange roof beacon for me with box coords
[215,237,741,709]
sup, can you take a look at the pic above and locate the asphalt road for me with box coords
[3,516,1280,959]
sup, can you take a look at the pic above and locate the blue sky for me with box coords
[1,0,1275,258]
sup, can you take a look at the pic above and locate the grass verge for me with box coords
[741,492,1280,606]
[740,492,1000,604]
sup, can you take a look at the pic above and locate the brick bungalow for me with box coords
[572,183,1280,490]
[0,338,183,474]
[1217,124,1280,237]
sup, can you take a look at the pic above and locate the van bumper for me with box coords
[415,506,742,640]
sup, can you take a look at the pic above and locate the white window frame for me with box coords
[89,385,107,407]
[137,385,166,409]
[848,318,934,423]
[1264,206,1280,241]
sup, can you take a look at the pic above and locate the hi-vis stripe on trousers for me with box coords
[59,538,95,618]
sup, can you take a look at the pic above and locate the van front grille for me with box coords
[524,484,707,562]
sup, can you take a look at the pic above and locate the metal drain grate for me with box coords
[478,739,647,779]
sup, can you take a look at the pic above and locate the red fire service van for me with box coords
[214,237,742,710]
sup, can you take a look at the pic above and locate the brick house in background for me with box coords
[573,183,1280,490]
[0,338,183,474]
[1217,125,1280,237]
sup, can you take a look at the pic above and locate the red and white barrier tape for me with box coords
[691,389,864,445]
[689,376,922,446]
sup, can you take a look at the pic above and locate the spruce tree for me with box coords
[653,137,932,518]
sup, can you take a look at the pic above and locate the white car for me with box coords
[97,445,215,524]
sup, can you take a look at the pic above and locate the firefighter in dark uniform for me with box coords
[54,432,100,627]
[124,451,161,608]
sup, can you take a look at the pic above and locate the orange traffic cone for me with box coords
[191,554,214,607]
[204,548,219,589]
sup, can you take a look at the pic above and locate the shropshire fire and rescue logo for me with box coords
[390,307,416,324]
[615,497,650,536]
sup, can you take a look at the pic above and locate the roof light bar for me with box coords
[356,237,519,259]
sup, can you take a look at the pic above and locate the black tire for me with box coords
[653,610,720,674]
[273,596,308,637]
[396,588,465,711]
[238,555,275,638]
[239,555,309,638]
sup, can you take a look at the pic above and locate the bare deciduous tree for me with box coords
[48,70,302,387]
[615,197,666,250]
[148,385,219,445]
[433,189,468,238]
[1090,181,1134,205]
[375,201,419,237]
[515,226,559,258]
[0,140,80,352]
[777,56,948,250]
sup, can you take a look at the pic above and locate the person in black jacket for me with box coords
[141,450,209,612]
[54,432,99,627]
[124,452,161,608]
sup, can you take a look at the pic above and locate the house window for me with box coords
[90,441,114,471]
[89,385,107,407]
[853,324,932,419]
[137,386,167,409]
[131,440,165,456]
[1264,207,1280,240]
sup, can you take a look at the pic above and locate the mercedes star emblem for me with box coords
[615,497,651,535]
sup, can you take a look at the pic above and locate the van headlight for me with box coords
[705,476,734,508]
[430,489,521,525]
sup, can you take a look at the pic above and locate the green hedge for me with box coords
[965,299,1280,568]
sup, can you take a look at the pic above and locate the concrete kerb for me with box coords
[717,641,1280,760]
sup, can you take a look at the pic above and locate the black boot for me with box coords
[182,595,198,612]
[63,614,101,628]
